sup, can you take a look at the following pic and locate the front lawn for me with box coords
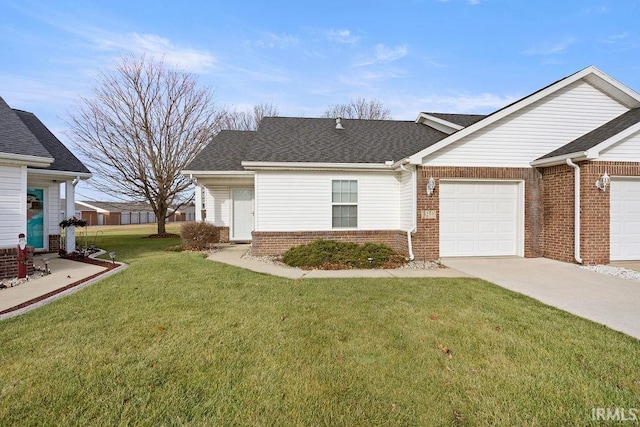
[0,225,638,425]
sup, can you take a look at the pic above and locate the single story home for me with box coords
[0,96,90,278]
[183,66,640,265]
[61,200,196,226]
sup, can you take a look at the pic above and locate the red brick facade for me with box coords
[251,230,409,257]
[0,247,35,279]
[541,161,640,265]
[412,166,544,261]
[49,234,61,253]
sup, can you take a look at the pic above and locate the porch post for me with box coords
[195,184,203,222]
[65,180,76,253]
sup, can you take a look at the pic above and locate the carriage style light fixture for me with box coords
[426,176,436,196]
[595,172,611,191]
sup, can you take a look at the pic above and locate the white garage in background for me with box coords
[439,181,524,257]
[610,178,640,261]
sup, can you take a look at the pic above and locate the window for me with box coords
[332,180,357,228]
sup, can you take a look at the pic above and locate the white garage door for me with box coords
[610,178,640,261]
[440,181,522,257]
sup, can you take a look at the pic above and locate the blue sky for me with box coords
[2,0,639,201]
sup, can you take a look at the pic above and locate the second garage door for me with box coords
[610,178,640,261]
[440,181,522,257]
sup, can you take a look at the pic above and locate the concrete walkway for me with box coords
[441,257,640,340]
[0,255,125,320]
[206,245,469,279]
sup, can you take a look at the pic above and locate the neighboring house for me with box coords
[63,200,195,225]
[183,66,640,265]
[0,96,90,278]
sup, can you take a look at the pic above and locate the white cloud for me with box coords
[93,32,216,73]
[254,32,300,49]
[523,37,576,55]
[355,43,408,66]
[326,29,360,44]
[390,92,519,119]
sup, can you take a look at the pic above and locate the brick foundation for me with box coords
[0,247,35,279]
[218,227,230,243]
[251,230,409,257]
[414,166,544,261]
[49,234,61,253]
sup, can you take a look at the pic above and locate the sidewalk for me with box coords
[0,254,125,320]
[207,245,469,279]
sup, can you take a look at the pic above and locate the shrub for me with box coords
[282,239,406,269]
[180,221,219,250]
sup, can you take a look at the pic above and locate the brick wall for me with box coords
[414,166,544,261]
[541,161,640,265]
[251,230,409,257]
[49,234,61,253]
[0,247,35,279]
[219,227,230,243]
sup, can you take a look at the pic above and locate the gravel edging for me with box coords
[580,265,640,282]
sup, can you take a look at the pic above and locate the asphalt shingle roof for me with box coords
[244,117,448,164]
[538,108,640,160]
[13,109,91,174]
[0,97,51,159]
[185,130,256,171]
[423,112,487,127]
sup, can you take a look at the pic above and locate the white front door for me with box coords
[439,181,522,257]
[610,178,640,261]
[232,188,254,241]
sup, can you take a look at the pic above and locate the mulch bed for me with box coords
[0,256,121,317]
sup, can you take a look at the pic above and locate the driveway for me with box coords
[441,257,640,340]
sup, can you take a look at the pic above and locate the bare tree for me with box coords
[322,97,392,120]
[67,55,223,235]
[222,101,279,130]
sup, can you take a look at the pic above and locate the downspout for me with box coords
[566,159,583,264]
[400,164,416,261]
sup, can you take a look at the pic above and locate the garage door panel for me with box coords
[440,181,521,257]
[611,179,640,261]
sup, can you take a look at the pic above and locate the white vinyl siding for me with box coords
[204,186,230,227]
[255,171,401,232]
[439,181,523,257]
[399,169,414,231]
[424,80,628,167]
[599,131,640,161]
[610,178,640,260]
[0,165,25,247]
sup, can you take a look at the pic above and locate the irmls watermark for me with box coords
[591,407,638,422]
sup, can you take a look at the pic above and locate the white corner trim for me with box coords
[415,113,463,134]
[0,152,53,167]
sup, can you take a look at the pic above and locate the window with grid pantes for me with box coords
[332,180,357,228]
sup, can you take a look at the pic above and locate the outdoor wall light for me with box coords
[426,176,436,196]
[109,251,117,264]
[595,172,611,191]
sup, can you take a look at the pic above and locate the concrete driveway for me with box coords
[441,257,640,340]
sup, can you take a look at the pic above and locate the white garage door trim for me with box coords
[439,180,524,257]
[610,177,640,261]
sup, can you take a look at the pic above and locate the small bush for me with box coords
[180,221,219,250]
[282,239,406,269]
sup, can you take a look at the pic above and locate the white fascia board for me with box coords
[584,121,640,158]
[584,67,640,108]
[0,152,53,168]
[27,169,92,180]
[530,152,590,167]
[240,161,396,171]
[181,170,254,178]
[76,200,110,213]
[415,113,463,134]
[408,66,630,165]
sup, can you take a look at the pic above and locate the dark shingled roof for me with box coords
[185,130,256,171]
[244,117,448,164]
[423,112,487,128]
[538,108,640,160]
[0,97,51,159]
[13,109,91,174]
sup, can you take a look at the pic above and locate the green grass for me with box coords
[0,224,638,425]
